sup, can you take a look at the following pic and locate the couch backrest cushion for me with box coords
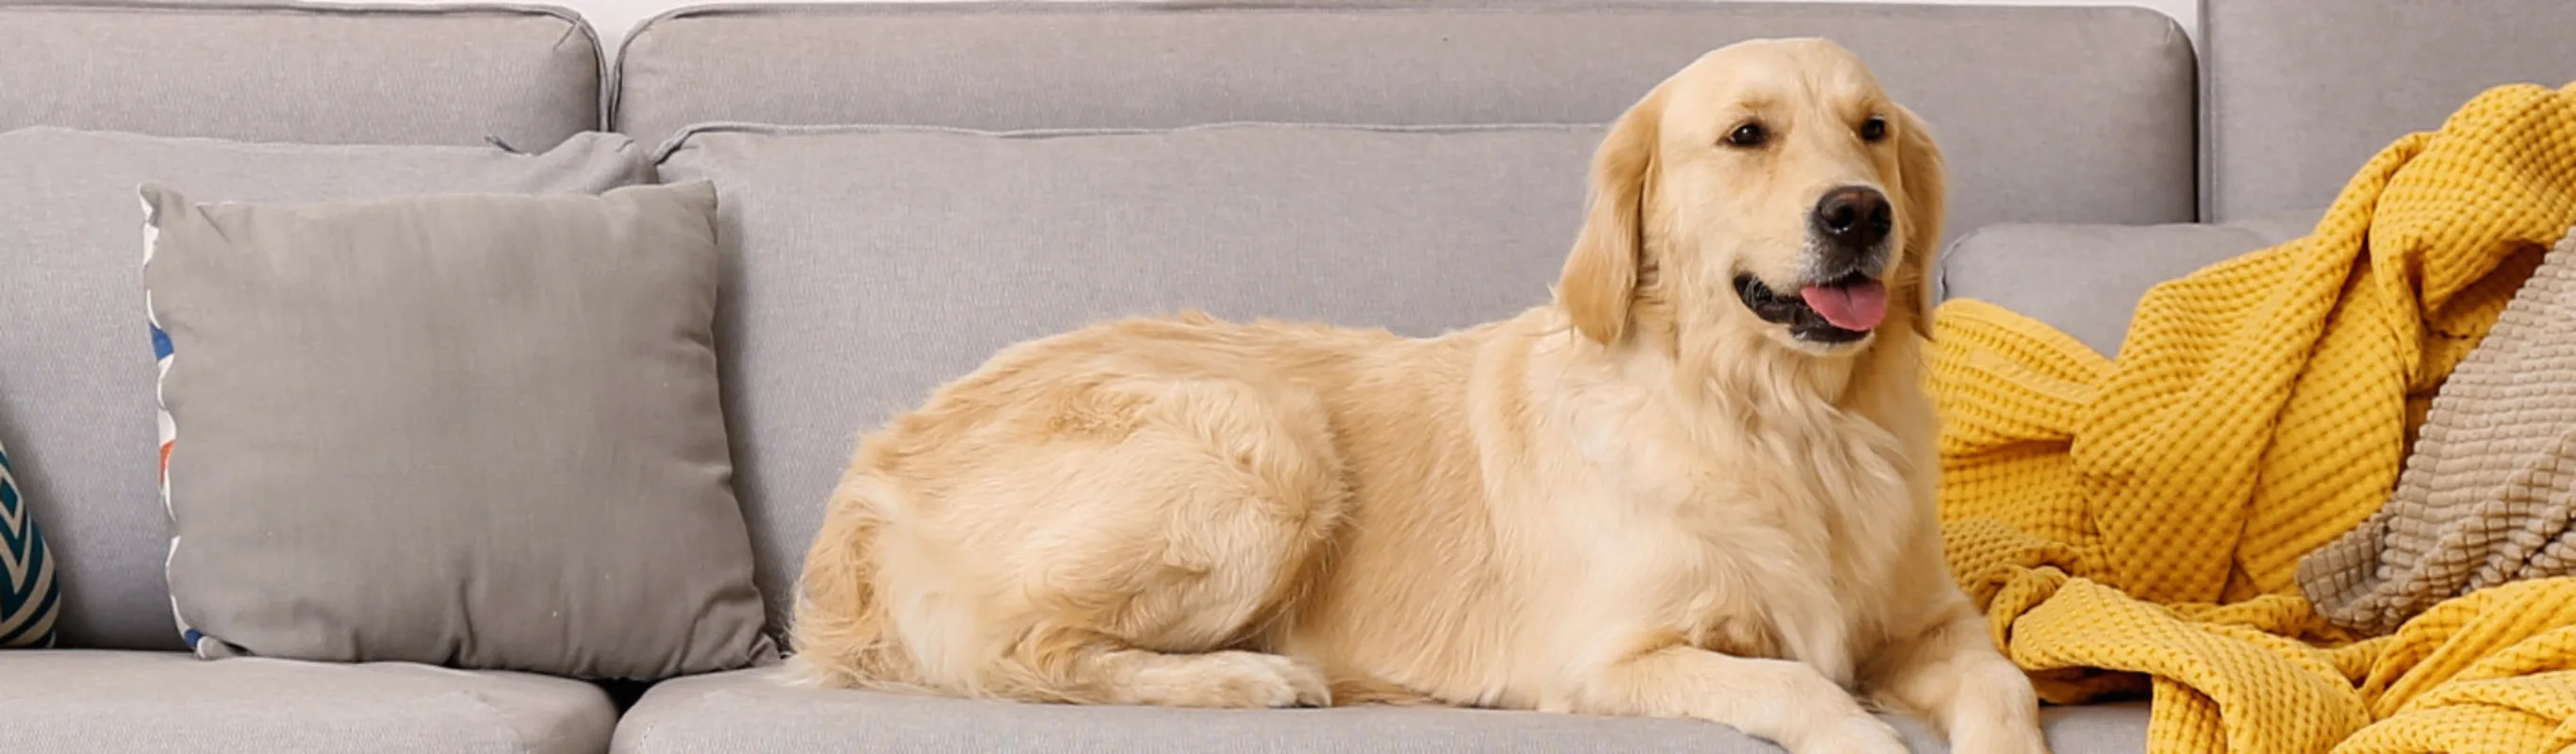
[1,1,604,150]
[654,122,1602,631]
[2203,0,2576,221]
[0,127,644,650]
[617,0,2202,239]
[1937,208,2320,357]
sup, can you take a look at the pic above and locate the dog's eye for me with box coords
[1724,123,1768,148]
[1859,116,1889,143]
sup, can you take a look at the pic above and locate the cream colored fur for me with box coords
[787,38,2050,754]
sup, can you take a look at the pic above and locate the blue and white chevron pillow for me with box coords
[1,433,60,648]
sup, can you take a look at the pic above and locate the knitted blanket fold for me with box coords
[1929,81,2576,754]
[2299,225,2576,638]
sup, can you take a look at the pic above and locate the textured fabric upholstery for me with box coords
[0,649,616,753]
[0,0,603,149]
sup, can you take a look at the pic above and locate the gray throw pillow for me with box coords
[0,126,647,651]
[140,179,777,680]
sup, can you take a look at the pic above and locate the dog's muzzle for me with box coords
[1735,272,1884,345]
[1730,185,1899,344]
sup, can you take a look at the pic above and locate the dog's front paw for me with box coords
[1940,691,2051,754]
[1124,650,1331,709]
[1787,713,1910,754]
[1950,725,2051,754]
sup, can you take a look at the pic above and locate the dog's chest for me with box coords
[1575,406,1918,680]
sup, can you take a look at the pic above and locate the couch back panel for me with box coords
[659,123,1621,633]
[615,0,2201,238]
[623,2,2195,632]
[2201,0,2576,221]
[0,0,604,149]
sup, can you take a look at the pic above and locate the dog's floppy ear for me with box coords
[1889,104,1949,341]
[1559,92,1661,346]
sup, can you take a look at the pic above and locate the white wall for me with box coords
[438,0,2199,53]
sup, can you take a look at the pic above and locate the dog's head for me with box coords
[1558,38,1947,358]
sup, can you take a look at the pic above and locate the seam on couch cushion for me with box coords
[645,119,1609,166]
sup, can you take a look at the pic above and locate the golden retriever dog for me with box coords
[788,38,2049,754]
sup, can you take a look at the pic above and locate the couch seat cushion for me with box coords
[0,649,614,753]
[1936,208,2324,357]
[614,666,2150,753]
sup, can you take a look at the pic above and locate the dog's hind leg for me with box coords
[865,376,1351,708]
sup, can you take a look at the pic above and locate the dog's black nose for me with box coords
[1811,186,1893,251]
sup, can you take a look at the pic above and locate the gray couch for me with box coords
[0,1,2568,752]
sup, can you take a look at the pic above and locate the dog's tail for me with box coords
[780,473,920,692]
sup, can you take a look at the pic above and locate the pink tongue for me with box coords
[1799,280,1889,331]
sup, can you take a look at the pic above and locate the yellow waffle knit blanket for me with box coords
[1930,82,2576,753]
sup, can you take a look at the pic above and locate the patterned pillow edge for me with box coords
[1,434,61,648]
[141,187,221,657]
